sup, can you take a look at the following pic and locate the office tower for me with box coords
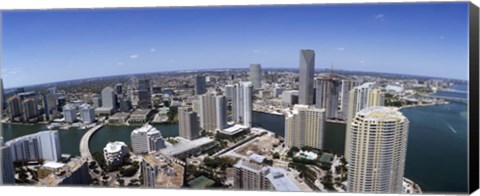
[43,92,58,122]
[298,49,315,105]
[199,94,227,132]
[194,75,206,95]
[178,106,201,140]
[249,64,262,89]
[1,145,15,184]
[344,82,385,159]
[232,82,253,127]
[115,83,123,95]
[233,159,299,191]
[102,87,116,110]
[281,90,299,107]
[215,96,227,130]
[63,104,77,123]
[131,124,166,154]
[7,96,22,120]
[22,99,38,122]
[347,107,409,193]
[5,130,61,162]
[315,77,341,119]
[285,104,326,149]
[224,85,235,101]
[103,141,128,167]
[80,104,96,124]
[338,80,360,120]
[138,79,152,109]
[273,84,284,97]
[57,96,67,111]
[119,98,132,112]
[92,96,102,108]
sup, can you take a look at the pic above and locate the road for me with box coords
[79,124,104,160]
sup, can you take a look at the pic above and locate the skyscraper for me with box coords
[315,77,341,119]
[5,130,61,162]
[194,75,206,95]
[63,104,77,123]
[22,99,38,122]
[115,83,123,95]
[137,79,152,109]
[232,82,253,127]
[298,49,315,105]
[0,145,15,185]
[101,87,116,111]
[131,124,166,154]
[285,104,326,149]
[7,96,22,121]
[80,104,96,124]
[338,79,360,120]
[199,94,227,132]
[224,85,235,101]
[178,106,201,140]
[43,92,58,122]
[249,64,262,89]
[344,82,385,160]
[347,107,409,193]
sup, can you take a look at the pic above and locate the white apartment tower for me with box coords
[199,94,227,132]
[232,82,253,127]
[131,124,166,154]
[285,104,326,149]
[178,106,201,140]
[347,107,409,193]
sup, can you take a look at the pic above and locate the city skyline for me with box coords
[1,2,470,88]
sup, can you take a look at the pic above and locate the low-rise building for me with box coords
[103,141,129,167]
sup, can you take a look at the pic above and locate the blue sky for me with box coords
[1,2,469,88]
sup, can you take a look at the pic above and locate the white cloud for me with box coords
[374,14,385,21]
[150,48,156,52]
[130,54,139,59]
[334,47,345,51]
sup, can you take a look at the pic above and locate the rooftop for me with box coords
[264,167,300,192]
[248,153,266,164]
[104,141,127,153]
[219,124,247,135]
[357,106,406,122]
[160,137,215,156]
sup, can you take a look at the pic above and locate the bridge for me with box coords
[79,124,104,160]
[438,89,467,93]
[427,95,468,104]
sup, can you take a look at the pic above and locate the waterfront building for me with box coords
[80,104,96,124]
[315,77,341,119]
[22,98,38,122]
[128,109,152,124]
[108,112,130,125]
[96,87,116,115]
[137,79,152,109]
[233,158,299,191]
[232,82,253,127]
[37,157,91,186]
[285,104,326,149]
[142,154,184,188]
[5,130,61,162]
[131,124,166,154]
[194,75,206,95]
[298,49,315,105]
[43,92,59,122]
[63,104,77,123]
[347,107,409,193]
[199,94,227,132]
[178,106,201,140]
[119,98,132,112]
[249,64,262,89]
[281,90,299,107]
[338,79,360,120]
[0,145,15,184]
[103,141,128,167]
[344,82,385,159]
[7,96,22,121]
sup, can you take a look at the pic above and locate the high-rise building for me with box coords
[131,124,166,154]
[344,82,385,159]
[199,94,227,132]
[63,104,77,123]
[22,99,38,122]
[338,80,360,120]
[232,82,253,127]
[273,84,284,98]
[104,141,129,167]
[5,130,61,162]
[42,92,58,122]
[138,79,152,109]
[347,107,409,193]
[7,96,22,120]
[249,64,262,89]
[0,145,15,185]
[224,85,235,101]
[92,97,102,108]
[80,104,96,124]
[285,104,326,149]
[298,49,315,105]
[102,87,116,110]
[115,83,123,95]
[315,77,341,119]
[178,106,201,140]
[281,90,299,107]
[194,75,206,95]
